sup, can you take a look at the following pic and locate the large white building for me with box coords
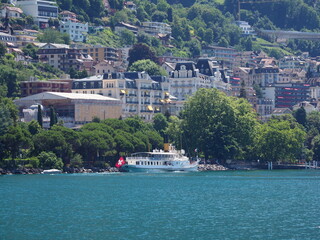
[71,72,171,121]
[169,59,231,113]
[59,11,88,42]
[17,0,58,28]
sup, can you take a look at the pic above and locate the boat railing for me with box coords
[126,157,176,161]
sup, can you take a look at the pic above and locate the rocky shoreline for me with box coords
[0,164,229,175]
[197,164,229,171]
[0,167,120,175]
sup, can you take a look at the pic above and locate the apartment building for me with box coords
[278,56,309,71]
[202,46,238,68]
[249,65,279,87]
[59,11,88,42]
[37,43,83,71]
[141,22,172,36]
[20,77,72,97]
[274,83,311,108]
[17,0,58,28]
[75,45,118,62]
[14,29,39,46]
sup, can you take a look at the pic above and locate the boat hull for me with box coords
[122,164,198,172]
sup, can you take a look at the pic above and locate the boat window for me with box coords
[136,161,139,165]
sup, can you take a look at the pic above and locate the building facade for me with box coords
[20,77,72,97]
[141,22,172,36]
[17,0,58,28]
[275,83,311,108]
[72,72,171,121]
[15,92,122,127]
[37,43,84,71]
[0,6,23,18]
[202,46,238,68]
[249,66,279,87]
[59,11,88,42]
[75,45,118,62]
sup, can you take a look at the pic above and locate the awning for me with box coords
[147,105,153,111]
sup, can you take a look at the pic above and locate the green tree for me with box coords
[254,119,306,163]
[57,0,73,10]
[38,151,63,170]
[50,106,58,127]
[204,29,214,44]
[165,116,183,149]
[151,11,168,22]
[293,107,307,127]
[128,59,167,76]
[128,43,158,66]
[33,130,71,163]
[167,7,173,22]
[119,29,136,46]
[28,120,42,135]
[0,125,32,161]
[0,42,6,58]
[239,81,247,99]
[37,29,70,44]
[114,130,134,156]
[69,153,83,168]
[153,113,168,137]
[37,105,43,128]
[78,130,114,162]
[218,37,229,47]
[182,88,240,161]
[0,99,13,136]
[22,44,39,60]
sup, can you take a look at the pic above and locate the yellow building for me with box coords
[75,45,118,62]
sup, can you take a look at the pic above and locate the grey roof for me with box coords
[15,92,119,103]
[74,75,104,81]
[196,58,215,76]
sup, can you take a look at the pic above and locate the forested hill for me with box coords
[55,0,320,32]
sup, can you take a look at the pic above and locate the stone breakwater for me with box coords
[198,164,229,171]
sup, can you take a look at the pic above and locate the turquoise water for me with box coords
[1,170,320,240]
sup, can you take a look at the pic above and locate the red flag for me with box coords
[115,157,126,168]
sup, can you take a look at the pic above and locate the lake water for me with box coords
[1,170,320,240]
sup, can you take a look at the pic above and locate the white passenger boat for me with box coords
[122,146,198,172]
